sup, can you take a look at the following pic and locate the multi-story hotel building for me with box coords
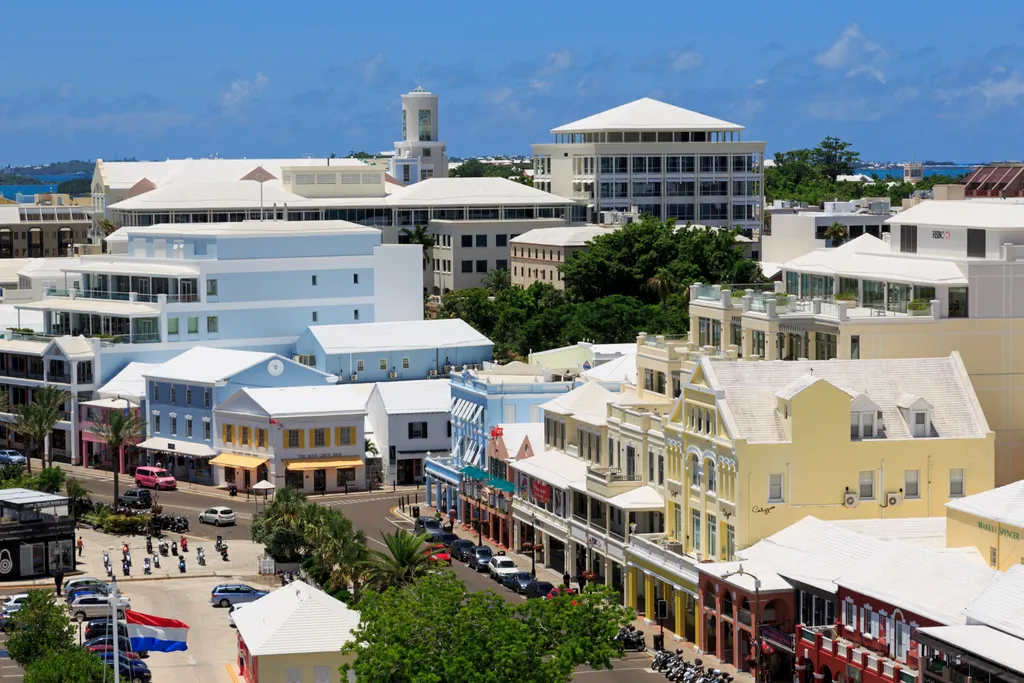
[688,194,1024,484]
[531,97,765,233]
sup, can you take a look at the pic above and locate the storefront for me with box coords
[0,488,76,580]
[424,456,462,520]
[138,437,216,485]
[281,457,364,493]
[79,399,143,474]
[210,453,270,490]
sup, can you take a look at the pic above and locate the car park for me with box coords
[70,595,130,621]
[524,581,555,599]
[83,634,145,657]
[424,544,451,565]
[118,488,152,509]
[198,506,236,526]
[1,594,28,616]
[487,557,519,582]
[467,546,493,571]
[0,450,26,466]
[85,644,141,660]
[67,585,109,605]
[545,587,578,599]
[64,577,107,595]
[501,571,535,594]
[449,539,475,561]
[99,652,152,683]
[210,584,268,608]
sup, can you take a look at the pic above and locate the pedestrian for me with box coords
[76,536,84,557]
[562,572,571,589]
[54,569,64,597]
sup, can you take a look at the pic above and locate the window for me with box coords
[844,601,856,628]
[851,335,860,360]
[203,421,211,441]
[990,547,998,567]
[461,235,472,248]
[691,510,701,553]
[337,426,354,445]
[287,430,300,448]
[206,278,218,296]
[707,513,717,559]
[225,424,234,443]
[153,414,161,432]
[409,421,428,439]
[768,473,784,502]
[949,287,969,318]
[706,461,717,494]
[311,275,318,286]
[185,388,192,405]
[475,234,487,248]
[859,470,875,499]
[950,468,965,497]
[851,411,877,439]
[185,417,193,438]
[312,428,325,447]
[967,228,986,258]
[167,318,179,335]
[379,358,388,371]
[356,360,365,372]
[312,311,318,322]
[353,273,359,284]
[461,260,472,273]
[354,309,359,320]
[257,429,266,448]
[690,454,700,488]
[904,470,920,498]
[900,225,917,253]
[496,234,507,247]
[170,385,176,403]
[496,259,508,271]
[476,260,487,273]
[336,468,356,486]
[170,416,177,436]
[913,411,928,437]
[241,426,250,445]
[207,316,218,334]
[402,357,410,369]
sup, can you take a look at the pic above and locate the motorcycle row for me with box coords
[150,514,190,534]
[101,535,230,577]
[652,651,736,683]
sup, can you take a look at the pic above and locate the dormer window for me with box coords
[851,411,878,439]
[913,411,928,437]
[898,393,933,438]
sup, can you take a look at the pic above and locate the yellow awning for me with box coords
[285,457,363,471]
[210,453,269,469]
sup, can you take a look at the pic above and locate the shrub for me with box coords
[835,291,857,301]
[99,514,151,535]
[908,298,931,311]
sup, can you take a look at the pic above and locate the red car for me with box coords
[85,645,140,660]
[425,544,451,565]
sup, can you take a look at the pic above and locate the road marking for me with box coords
[224,662,241,683]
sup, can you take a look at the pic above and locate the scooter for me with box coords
[196,547,206,566]
[122,560,130,577]
[143,558,152,575]
[102,551,111,568]
[152,553,160,569]
[220,546,229,562]
[159,540,169,556]
[145,536,153,554]
[124,550,131,567]
[105,562,113,577]
[180,536,188,552]
[214,536,226,552]
[171,541,178,556]
[178,557,186,573]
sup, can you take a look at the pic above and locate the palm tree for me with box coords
[65,477,92,519]
[645,268,677,302]
[12,405,45,476]
[824,221,849,247]
[301,506,368,597]
[362,529,431,592]
[88,407,145,504]
[481,268,511,293]
[399,225,435,271]
[27,386,71,469]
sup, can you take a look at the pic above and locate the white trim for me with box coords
[167,296,374,313]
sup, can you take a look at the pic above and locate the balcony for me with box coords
[587,466,643,499]
[799,624,916,683]
[44,288,200,304]
[626,533,699,583]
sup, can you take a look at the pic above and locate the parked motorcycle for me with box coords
[152,553,160,569]
[180,536,188,552]
[196,547,206,566]
[178,557,186,573]
[159,540,169,556]
[145,536,153,554]
[613,625,646,652]
[143,558,152,575]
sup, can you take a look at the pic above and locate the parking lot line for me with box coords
[223,662,241,683]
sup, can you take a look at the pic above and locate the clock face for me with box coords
[268,359,284,377]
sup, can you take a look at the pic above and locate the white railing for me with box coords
[628,533,699,583]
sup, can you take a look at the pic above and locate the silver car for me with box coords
[198,506,236,526]
[69,595,130,622]
[1,593,28,616]
[0,450,26,466]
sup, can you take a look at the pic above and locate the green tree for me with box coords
[17,386,72,469]
[810,136,861,182]
[34,467,65,494]
[481,268,511,293]
[56,178,91,196]
[23,649,105,683]
[399,225,435,271]
[251,487,309,563]
[87,407,145,504]
[824,221,849,246]
[65,476,92,518]
[345,573,633,683]
[97,219,118,236]
[361,529,431,592]
[5,590,75,666]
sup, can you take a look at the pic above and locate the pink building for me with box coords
[79,398,143,473]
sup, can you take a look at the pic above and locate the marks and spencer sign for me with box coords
[978,520,1021,541]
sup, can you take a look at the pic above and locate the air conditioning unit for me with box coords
[388,371,398,379]
[350,373,359,381]
[886,491,902,507]
[428,369,438,377]
[443,364,453,374]
[843,490,860,508]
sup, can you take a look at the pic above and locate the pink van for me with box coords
[135,466,177,490]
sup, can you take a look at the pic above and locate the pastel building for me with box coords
[510,225,617,289]
[945,480,1024,571]
[140,347,330,485]
[78,361,156,472]
[0,203,92,259]
[213,384,375,492]
[366,380,452,487]
[293,318,492,381]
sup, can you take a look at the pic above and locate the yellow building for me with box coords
[945,480,1024,570]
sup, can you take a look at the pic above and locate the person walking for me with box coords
[76,536,84,557]
[562,572,571,589]
[54,570,64,597]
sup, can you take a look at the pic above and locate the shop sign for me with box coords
[0,519,74,543]
[532,480,551,504]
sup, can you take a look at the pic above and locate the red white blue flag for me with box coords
[124,610,189,652]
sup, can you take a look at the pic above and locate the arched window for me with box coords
[696,409,703,432]
[690,454,701,487]
[706,459,717,494]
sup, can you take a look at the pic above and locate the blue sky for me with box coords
[3,0,1024,166]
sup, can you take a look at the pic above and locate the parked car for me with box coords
[227,603,248,628]
[501,571,535,594]
[198,507,236,526]
[488,557,519,582]
[70,595,130,622]
[85,619,128,641]
[1,594,28,616]
[134,466,177,490]
[436,532,459,547]
[424,544,451,565]
[413,517,443,539]
[524,581,555,599]
[467,546,493,572]
[67,585,109,605]
[83,634,145,657]
[118,488,152,509]
[449,539,475,562]
[210,584,268,608]
[0,450,26,466]
[84,644,141,660]
[99,653,152,683]
[64,577,107,595]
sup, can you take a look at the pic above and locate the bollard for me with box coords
[415,493,419,504]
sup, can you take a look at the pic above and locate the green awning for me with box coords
[487,478,515,494]
[460,466,490,480]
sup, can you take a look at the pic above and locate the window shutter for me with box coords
[422,422,428,439]
[335,427,341,446]
[309,430,316,447]
[859,607,865,632]
[408,422,414,439]
[298,429,305,449]
[324,428,331,447]
[871,612,879,638]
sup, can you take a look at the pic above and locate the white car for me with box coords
[1,594,28,616]
[69,594,130,622]
[227,602,248,627]
[487,557,519,582]
[198,506,236,526]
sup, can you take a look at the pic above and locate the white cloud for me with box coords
[670,49,705,72]
[487,87,514,105]
[220,73,269,114]
[846,65,886,84]
[815,23,886,83]
[360,53,385,83]
[977,71,1024,107]
[538,49,572,76]
[753,78,769,87]
[57,82,73,99]
[485,87,531,120]
[528,78,552,93]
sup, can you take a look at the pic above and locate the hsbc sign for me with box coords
[932,230,951,240]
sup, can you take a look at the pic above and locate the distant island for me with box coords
[3,160,95,176]
[0,174,45,186]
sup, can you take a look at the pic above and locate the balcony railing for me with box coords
[695,285,722,302]
[588,467,643,484]
[98,333,161,346]
[628,533,699,582]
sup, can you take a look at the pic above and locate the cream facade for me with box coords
[945,480,1024,571]
[0,204,91,259]
[510,225,616,289]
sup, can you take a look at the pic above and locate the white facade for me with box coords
[763,198,894,264]
[392,87,449,185]
[367,380,452,486]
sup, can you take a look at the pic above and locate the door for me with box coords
[243,470,251,489]
[313,469,326,492]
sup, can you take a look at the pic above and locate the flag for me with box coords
[125,610,189,653]
[269,418,281,427]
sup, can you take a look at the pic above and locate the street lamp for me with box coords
[529,512,537,576]
[477,481,483,546]
[722,564,763,683]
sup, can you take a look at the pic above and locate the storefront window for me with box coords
[286,469,304,489]
[786,271,799,296]
[914,285,935,301]
[948,287,968,318]
[336,468,356,486]
[862,280,884,308]
[839,277,859,298]
[224,467,236,484]
[887,283,912,313]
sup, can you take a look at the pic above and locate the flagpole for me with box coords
[111,576,120,683]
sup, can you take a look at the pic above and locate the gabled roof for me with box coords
[509,447,587,489]
[232,580,360,656]
[307,319,492,354]
[551,97,743,134]
[144,347,277,384]
[964,564,1024,639]
[229,384,375,418]
[495,423,544,461]
[541,382,615,418]
[372,380,451,414]
[774,375,856,401]
[386,177,575,207]
[97,362,162,403]
[582,353,637,386]
[897,393,932,410]
[946,480,1024,528]
[98,157,367,191]
[108,181,305,211]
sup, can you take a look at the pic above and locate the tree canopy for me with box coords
[344,572,633,683]
[450,158,531,184]
[6,590,77,666]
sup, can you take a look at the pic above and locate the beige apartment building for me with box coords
[510,225,615,289]
[0,203,92,259]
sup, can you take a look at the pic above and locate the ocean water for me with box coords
[853,167,974,179]
[0,184,58,200]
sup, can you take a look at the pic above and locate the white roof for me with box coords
[18,258,82,278]
[145,347,276,384]
[98,362,161,403]
[551,97,743,134]
[67,260,199,276]
[699,560,795,593]
[540,382,616,422]
[114,219,377,239]
[826,517,947,548]
[82,397,136,409]
[965,564,1024,639]
[16,298,159,317]
[495,423,544,460]
[373,380,451,414]
[606,485,664,510]
[759,261,782,279]
[308,318,491,354]
[509,448,588,490]
[701,352,989,443]
[886,199,1024,230]
[233,580,360,657]
[782,234,968,285]
[50,336,95,359]
[591,343,636,358]
[916,625,1024,675]
[239,384,375,417]
[946,480,1024,528]
[582,353,637,386]
[0,338,48,354]
[137,437,216,457]
[511,225,616,247]
[98,157,368,190]
[386,177,575,207]
[0,259,40,283]
[108,181,306,211]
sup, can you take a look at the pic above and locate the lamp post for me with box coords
[476,481,483,547]
[722,564,762,683]
[529,512,536,576]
